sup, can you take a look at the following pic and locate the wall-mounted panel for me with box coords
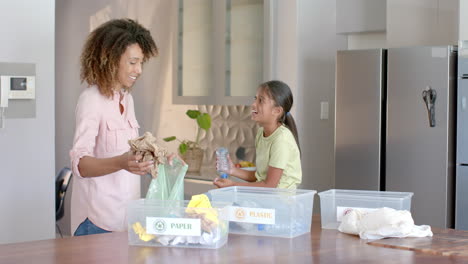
[0,62,36,118]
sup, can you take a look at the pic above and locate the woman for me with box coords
[69,18,159,236]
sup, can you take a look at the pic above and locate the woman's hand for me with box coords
[216,154,236,175]
[213,177,236,188]
[121,152,154,176]
[166,152,187,166]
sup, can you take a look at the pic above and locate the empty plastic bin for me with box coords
[127,199,230,249]
[207,186,316,238]
[318,189,413,229]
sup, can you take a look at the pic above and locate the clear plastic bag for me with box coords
[145,158,188,200]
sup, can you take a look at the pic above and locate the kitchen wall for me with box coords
[296,0,347,205]
[348,33,387,50]
[0,0,55,244]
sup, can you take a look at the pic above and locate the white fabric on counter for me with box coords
[338,207,433,240]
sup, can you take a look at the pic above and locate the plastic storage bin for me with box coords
[127,199,230,249]
[318,189,413,229]
[207,186,316,238]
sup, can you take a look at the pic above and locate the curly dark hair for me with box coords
[80,18,158,97]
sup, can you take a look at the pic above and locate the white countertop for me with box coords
[185,167,218,181]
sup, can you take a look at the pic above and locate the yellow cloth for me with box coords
[186,194,219,227]
[255,125,302,189]
[132,222,156,242]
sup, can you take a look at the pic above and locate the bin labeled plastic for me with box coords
[208,186,316,238]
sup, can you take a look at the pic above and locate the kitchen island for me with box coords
[0,216,466,263]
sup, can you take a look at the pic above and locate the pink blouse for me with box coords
[69,85,140,233]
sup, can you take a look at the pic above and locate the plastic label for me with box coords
[336,206,378,221]
[146,217,201,236]
[227,206,275,225]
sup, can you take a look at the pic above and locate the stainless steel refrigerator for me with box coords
[456,42,468,230]
[335,46,456,228]
[335,49,386,191]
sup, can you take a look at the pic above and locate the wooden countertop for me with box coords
[1,215,467,264]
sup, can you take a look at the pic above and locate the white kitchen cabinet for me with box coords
[386,0,458,47]
[173,0,272,105]
[336,0,386,34]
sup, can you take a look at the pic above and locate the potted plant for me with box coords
[163,110,211,173]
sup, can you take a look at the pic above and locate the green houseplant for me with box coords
[163,110,211,172]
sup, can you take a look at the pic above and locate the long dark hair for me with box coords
[260,80,301,154]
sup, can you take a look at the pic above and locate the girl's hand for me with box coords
[122,152,154,176]
[216,154,236,175]
[213,177,235,188]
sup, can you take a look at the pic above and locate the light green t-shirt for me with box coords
[255,125,302,189]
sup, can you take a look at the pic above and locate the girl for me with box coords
[213,80,302,189]
[70,19,163,236]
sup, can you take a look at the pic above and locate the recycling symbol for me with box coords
[154,219,166,233]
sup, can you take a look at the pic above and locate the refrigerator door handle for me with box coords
[422,86,437,127]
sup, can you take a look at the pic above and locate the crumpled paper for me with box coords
[128,132,167,178]
[186,194,219,233]
[338,207,433,240]
[151,194,221,246]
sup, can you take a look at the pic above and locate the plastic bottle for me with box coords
[215,147,230,179]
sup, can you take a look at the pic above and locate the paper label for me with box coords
[336,206,378,221]
[146,217,201,236]
[227,206,275,225]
